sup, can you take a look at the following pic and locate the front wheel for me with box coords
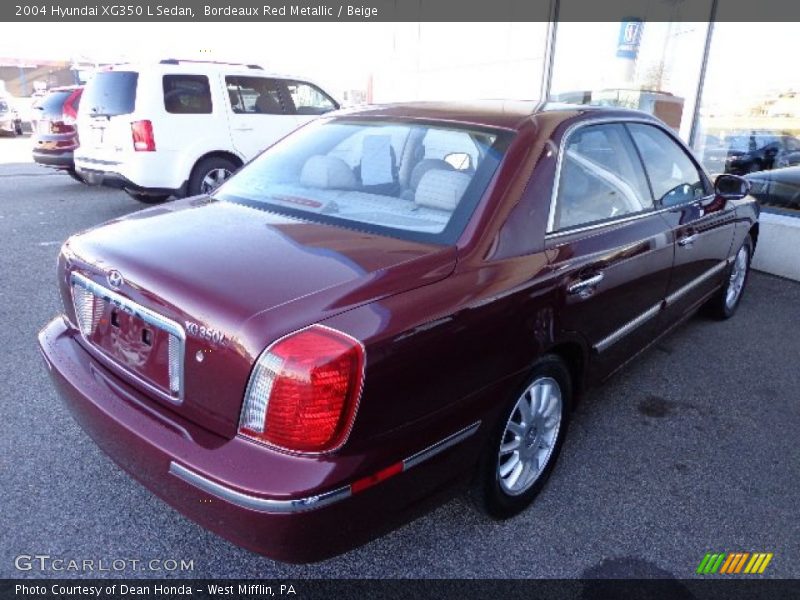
[474,355,572,519]
[705,235,753,319]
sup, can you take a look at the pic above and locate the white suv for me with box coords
[75,59,339,203]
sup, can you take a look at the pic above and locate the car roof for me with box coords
[332,100,657,131]
[106,61,314,83]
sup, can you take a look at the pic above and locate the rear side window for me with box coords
[162,75,212,114]
[554,123,653,231]
[0,100,8,112]
[627,123,707,206]
[82,71,137,116]
[226,76,288,115]
[285,81,337,115]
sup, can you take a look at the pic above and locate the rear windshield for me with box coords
[82,71,137,116]
[36,90,74,117]
[215,119,511,245]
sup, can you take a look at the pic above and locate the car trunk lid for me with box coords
[61,198,456,438]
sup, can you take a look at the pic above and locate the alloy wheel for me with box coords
[200,168,232,194]
[497,377,562,496]
[725,245,748,309]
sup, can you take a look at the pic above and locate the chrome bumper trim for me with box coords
[169,420,481,514]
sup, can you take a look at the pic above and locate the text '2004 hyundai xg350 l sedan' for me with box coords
[39,101,758,562]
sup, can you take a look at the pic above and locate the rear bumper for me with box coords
[76,166,184,198]
[38,316,479,562]
[75,152,188,195]
[33,149,74,169]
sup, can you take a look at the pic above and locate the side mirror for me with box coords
[715,173,750,200]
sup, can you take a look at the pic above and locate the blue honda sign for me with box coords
[617,19,644,59]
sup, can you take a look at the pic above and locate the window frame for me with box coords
[625,121,712,210]
[224,76,292,115]
[283,79,340,114]
[546,117,714,238]
[161,74,213,115]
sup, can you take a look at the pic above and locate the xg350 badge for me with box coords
[185,321,226,345]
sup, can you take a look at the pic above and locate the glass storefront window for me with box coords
[549,13,711,140]
[692,23,800,215]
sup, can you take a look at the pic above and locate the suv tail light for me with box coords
[239,325,365,453]
[131,120,156,151]
[61,88,81,128]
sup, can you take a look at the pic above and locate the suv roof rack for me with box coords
[159,59,263,70]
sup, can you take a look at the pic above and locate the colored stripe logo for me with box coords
[697,552,773,574]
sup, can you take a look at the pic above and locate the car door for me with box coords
[627,123,736,316]
[224,75,300,160]
[545,122,674,377]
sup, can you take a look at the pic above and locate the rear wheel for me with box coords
[124,190,170,204]
[188,156,237,196]
[705,235,752,319]
[474,355,572,518]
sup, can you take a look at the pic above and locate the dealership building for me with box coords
[2,4,797,279]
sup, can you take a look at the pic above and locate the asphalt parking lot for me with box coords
[1,138,798,579]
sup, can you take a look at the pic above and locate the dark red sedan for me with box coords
[39,102,758,562]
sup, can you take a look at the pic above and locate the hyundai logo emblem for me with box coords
[107,269,124,289]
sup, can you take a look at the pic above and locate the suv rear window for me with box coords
[82,71,137,116]
[163,75,212,114]
[37,90,74,117]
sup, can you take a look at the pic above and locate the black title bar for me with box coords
[5,0,800,22]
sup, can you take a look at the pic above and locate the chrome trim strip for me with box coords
[403,421,481,470]
[70,271,186,403]
[594,259,729,353]
[169,421,481,514]
[664,260,728,307]
[594,302,662,353]
[168,462,352,514]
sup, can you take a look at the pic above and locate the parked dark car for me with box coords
[0,97,23,136]
[38,102,758,563]
[746,165,800,213]
[32,86,84,181]
[705,133,800,175]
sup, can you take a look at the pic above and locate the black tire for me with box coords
[124,190,170,204]
[473,355,572,519]
[188,156,238,196]
[66,169,86,184]
[705,235,753,319]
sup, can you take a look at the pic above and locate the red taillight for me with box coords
[50,121,75,134]
[239,325,365,453]
[62,88,81,122]
[131,120,156,151]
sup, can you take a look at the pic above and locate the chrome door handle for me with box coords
[678,234,697,247]
[232,126,254,132]
[567,273,604,296]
